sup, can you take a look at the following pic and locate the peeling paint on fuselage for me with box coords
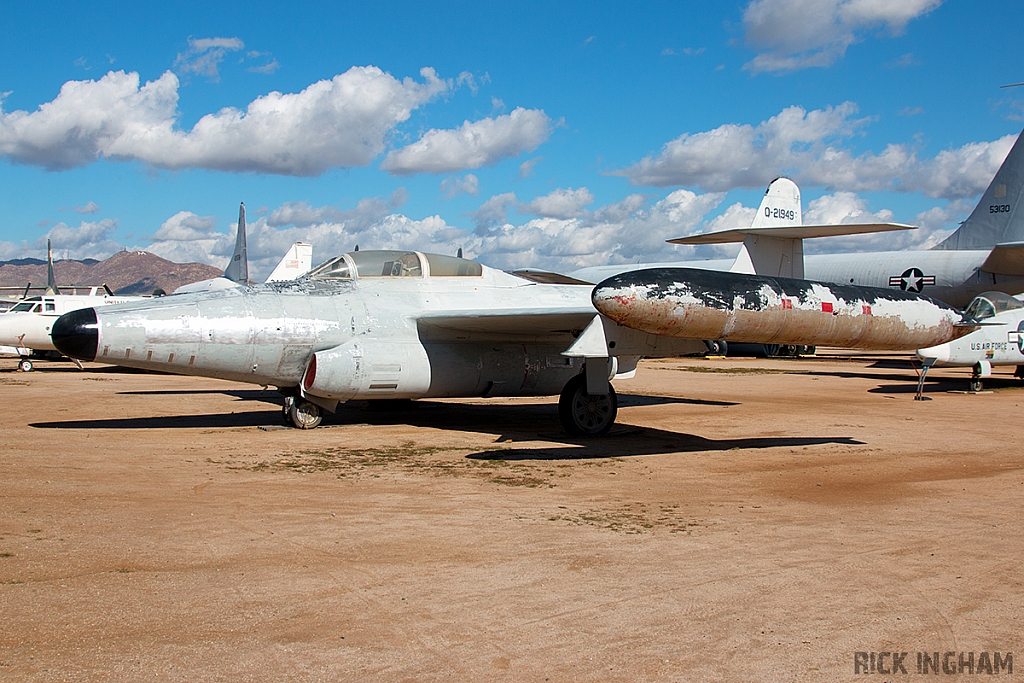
[593,268,972,350]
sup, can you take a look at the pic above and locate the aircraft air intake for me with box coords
[51,307,99,361]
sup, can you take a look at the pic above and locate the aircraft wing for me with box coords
[417,308,596,335]
[980,241,1024,276]
[668,223,915,244]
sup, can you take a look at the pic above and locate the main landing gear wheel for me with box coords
[704,339,728,356]
[558,374,617,437]
[969,378,984,393]
[285,397,322,429]
[18,358,33,372]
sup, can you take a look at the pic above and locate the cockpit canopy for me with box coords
[309,250,483,280]
[964,291,1024,320]
[8,296,44,313]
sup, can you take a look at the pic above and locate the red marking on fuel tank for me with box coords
[862,305,872,315]
[782,299,792,309]
[821,302,833,313]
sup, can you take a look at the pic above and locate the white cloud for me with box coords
[40,219,123,260]
[518,156,541,179]
[174,37,244,81]
[521,187,594,219]
[615,103,868,190]
[152,211,218,240]
[742,0,941,74]
[0,66,449,175]
[440,174,479,199]
[74,201,100,214]
[615,104,1015,200]
[381,107,552,174]
[469,192,517,232]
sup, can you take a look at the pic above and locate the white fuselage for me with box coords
[918,312,1024,367]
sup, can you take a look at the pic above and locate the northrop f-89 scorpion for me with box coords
[51,248,977,435]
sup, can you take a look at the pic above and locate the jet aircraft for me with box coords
[916,290,1024,391]
[50,247,974,436]
[572,129,1024,309]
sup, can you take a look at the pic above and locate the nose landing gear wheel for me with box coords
[558,374,617,436]
[285,397,322,429]
[969,378,984,393]
[18,358,33,372]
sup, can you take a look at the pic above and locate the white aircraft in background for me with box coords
[573,128,1024,310]
[176,203,312,293]
[917,290,1024,392]
[0,241,147,371]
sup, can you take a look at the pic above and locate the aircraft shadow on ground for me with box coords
[867,376,1024,395]
[30,392,861,460]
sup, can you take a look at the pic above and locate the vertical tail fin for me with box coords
[729,177,804,277]
[223,202,249,283]
[935,129,1024,250]
[265,243,313,282]
[750,177,802,228]
[44,239,60,295]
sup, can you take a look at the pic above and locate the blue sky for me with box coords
[2,0,1023,278]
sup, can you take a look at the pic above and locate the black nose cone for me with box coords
[52,307,99,361]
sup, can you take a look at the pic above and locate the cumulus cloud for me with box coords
[0,66,449,175]
[468,192,517,233]
[742,0,941,74]
[518,156,541,179]
[381,107,552,174]
[73,201,100,214]
[440,174,479,199]
[31,219,124,260]
[615,103,1015,200]
[152,211,218,240]
[615,103,868,190]
[521,187,594,219]
[174,37,244,81]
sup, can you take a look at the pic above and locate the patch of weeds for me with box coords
[0,552,12,558]
[3,579,24,585]
[116,567,133,574]
[550,503,705,535]
[670,365,805,376]
[224,441,551,487]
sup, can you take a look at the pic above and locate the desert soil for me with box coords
[1,353,1022,682]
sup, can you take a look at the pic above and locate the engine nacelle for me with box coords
[301,339,432,401]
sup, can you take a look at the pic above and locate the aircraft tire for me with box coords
[18,358,33,372]
[288,399,322,429]
[969,378,984,393]
[704,339,728,356]
[558,374,617,437]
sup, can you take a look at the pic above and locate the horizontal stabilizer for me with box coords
[668,223,915,245]
[980,241,1024,276]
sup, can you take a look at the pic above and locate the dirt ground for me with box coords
[1,352,1022,682]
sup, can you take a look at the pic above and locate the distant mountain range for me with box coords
[0,250,223,295]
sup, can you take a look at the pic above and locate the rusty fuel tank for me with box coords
[592,267,974,350]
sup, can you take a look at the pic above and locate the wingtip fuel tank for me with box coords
[592,268,974,350]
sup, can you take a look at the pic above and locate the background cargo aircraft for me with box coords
[572,129,1024,309]
[50,247,973,436]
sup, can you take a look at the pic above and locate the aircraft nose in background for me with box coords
[51,308,99,361]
